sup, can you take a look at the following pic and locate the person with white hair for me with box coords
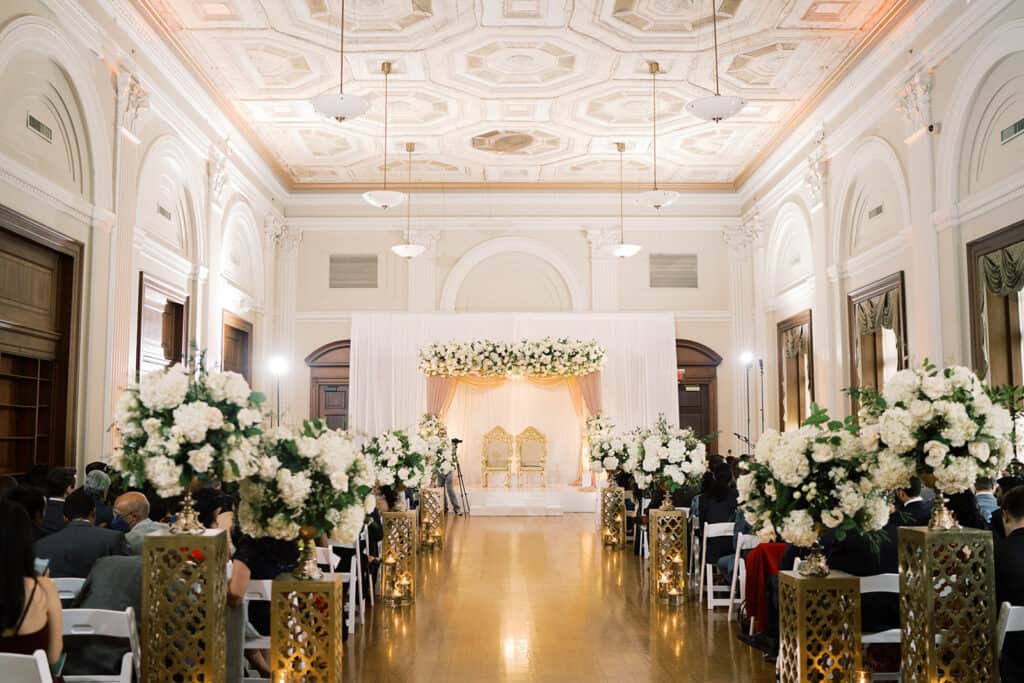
[83,469,113,527]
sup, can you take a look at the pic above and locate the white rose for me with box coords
[923,440,949,469]
[921,375,950,401]
[602,456,619,471]
[968,440,991,463]
[187,444,215,473]
[820,509,844,529]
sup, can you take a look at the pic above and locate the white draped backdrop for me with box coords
[349,313,679,486]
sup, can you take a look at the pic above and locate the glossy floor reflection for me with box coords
[344,514,776,682]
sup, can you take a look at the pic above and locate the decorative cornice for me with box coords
[803,127,828,207]
[0,151,95,226]
[723,209,761,252]
[896,70,934,137]
[115,68,148,144]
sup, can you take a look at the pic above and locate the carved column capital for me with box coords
[276,224,303,252]
[723,210,761,253]
[804,127,828,207]
[116,69,148,143]
[896,70,934,136]
[207,138,231,207]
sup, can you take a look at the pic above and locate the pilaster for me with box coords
[803,128,837,412]
[586,228,621,312]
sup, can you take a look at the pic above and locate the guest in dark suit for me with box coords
[40,467,76,536]
[701,462,739,567]
[895,477,932,526]
[995,486,1024,681]
[947,490,989,530]
[63,555,142,676]
[992,478,1024,539]
[35,488,130,578]
[4,485,46,539]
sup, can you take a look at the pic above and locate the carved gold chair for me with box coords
[481,426,513,488]
[515,427,547,488]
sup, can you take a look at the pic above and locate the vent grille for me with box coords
[156,205,172,221]
[329,255,378,288]
[1001,117,1024,144]
[650,254,698,288]
[868,204,884,220]
[26,114,52,143]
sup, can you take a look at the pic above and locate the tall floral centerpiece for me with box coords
[365,430,429,495]
[586,415,626,479]
[740,406,891,576]
[112,360,264,533]
[237,420,376,579]
[853,362,1012,529]
[623,415,707,507]
[417,414,456,482]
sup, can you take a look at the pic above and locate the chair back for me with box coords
[516,427,547,468]
[859,573,899,595]
[482,427,513,468]
[0,650,49,682]
[53,577,86,601]
[62,607,133,638]
[703,522,735,542]
[244,579,273,602]
[997,601,1024,654]
[315,546,340,572]
[736,533,760,552]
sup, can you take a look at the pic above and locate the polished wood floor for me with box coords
[344,514,776,682]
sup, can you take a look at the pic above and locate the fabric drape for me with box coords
[856,290,899,336]
[981,242,1024,296]
[577,371,603,415]
[780,326,806,360]
[426,376,457,418]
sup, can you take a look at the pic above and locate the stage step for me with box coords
[465,485,597,517]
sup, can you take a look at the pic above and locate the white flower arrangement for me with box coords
[417,414,457,479]
[620,415,707,491]
[111,359,265,498]
[740,406,890,547]
[586,415,630,474]
[852,362,1013,494]
[418,337,605,377]
[364,429,429,490]
[237,420,376,544]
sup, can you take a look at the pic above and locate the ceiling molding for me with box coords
[285,215,741,232]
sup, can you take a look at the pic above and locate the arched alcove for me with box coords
[455,252,572,311]
[765,200,814,300]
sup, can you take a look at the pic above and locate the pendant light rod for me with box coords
[649,61,659,191]
[382,61,392,189]
[711,0,721,96]
[405,142,414,242]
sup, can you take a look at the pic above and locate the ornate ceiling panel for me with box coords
[141,0,904,188]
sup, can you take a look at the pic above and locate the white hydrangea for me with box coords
[329,505,367,544]
[276,469,313,509]
[171,402,224,443]
[258,455,281,479]
[878,408,917,454]
[266,513,301,541]
[864,495,890,530]
[237,408,262,429]
[836,482,865,517]
[881,369,920,406]
[933,456,978,494]
[921,375,951,401]
[872,449,916,489]
[602,456,619,471]
[205,370,252,407]
[138,364,190,411]
[779,509,817,547]
[145,455,183,497]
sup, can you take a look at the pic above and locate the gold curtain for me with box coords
[430,373,602,422]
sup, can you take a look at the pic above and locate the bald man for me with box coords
[114,492,168,554]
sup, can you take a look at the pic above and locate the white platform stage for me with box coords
[466,485,598,516]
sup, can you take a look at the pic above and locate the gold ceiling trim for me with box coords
[292,181,735,192]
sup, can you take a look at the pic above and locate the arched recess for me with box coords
[305,340,351,430]
[936,18,1024,206]
[0,15,113,211]
[135,135,204,271]
[765,200,814,302]
[830,136,912,267]
[440,236,585,312]
[220,197,266,310]
[676,339,721,453]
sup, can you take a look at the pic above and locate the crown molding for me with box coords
[933,169,1024,232]
[285,215,742,232]
[0,152,96,227]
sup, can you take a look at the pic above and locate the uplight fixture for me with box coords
[638,61,679,210]
[310,0,368,122]
[362,62,407,210]
[612,142,641,259]
[391,142,425,259]
[685,0,747,123]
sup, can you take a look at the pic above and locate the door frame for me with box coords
[221,310,254,381]
[136,272,190,379]
[676,339,722,454]
[305,340,351,423]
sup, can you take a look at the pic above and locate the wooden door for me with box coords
[678,382,711,436]
[0,211,80,474]
[222,311,253,381]
[317,384,349,430]
[306,340,351,429]
[676,339,722,455]
[137,274,188,378]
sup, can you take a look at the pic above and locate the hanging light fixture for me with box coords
[391,142,425,259]
[686,0,746,123]
[638,62,679,211]
[362,62,407,210]
[612,143,642,259]
[310,0,368,122]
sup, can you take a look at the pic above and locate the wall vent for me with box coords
[868,204,884,220]
[650,254,698,288]
[156,204,172,221]
[1001,117,1024,145]
[329,255,378,288]
[26,114,52,143]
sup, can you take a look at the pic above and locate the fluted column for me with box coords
[273,224,302,421]
[203,139,231,370]
[724,218,761,452]
[804,128,838,412]
[586,228,621,312]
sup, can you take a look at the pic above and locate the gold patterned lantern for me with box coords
[382,510,418,607]
[600,485,626,548]
[649,507,687,605]
[777,570,861,683]
[898,526,998,682]
[419,487,446,551]
[270,575,343,682]
[142,529,227,682]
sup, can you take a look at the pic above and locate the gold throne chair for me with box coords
[481,426,513,488]
[516,426,547,488]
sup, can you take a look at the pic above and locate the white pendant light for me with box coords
[639,61,679,211]
[311,0,368,122]
[611,142,641,259]
[391,142,425,259]
[685,1,747,123]
[363,61,407,210]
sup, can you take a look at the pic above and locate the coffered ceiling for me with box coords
[137,0,908,190]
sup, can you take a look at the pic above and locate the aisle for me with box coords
[343,514,776,682]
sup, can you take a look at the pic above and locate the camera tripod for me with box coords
[451,438,471,517]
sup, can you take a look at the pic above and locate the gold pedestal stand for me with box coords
[381,510,418,607]
[649,506,688,605]
[141,529,227,682]
[600,485,626,548]
[419,487,446,551]
[777,570,861,682]
[898,526,998,682]
[270,574,344,682]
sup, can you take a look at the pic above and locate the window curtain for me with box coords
[981,242,1024,296]
[781,326,806,360]
[856,290,899,337]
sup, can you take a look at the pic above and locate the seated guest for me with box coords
[0,475,17,496]
[976,477,999,523]
[0,500,64,679]
[701,462,739,568]
[990,477,1024,539]
[995,486,1024,681]
[4,485,46,539]
[62,555,142,677]
[41,467,76,536]
[716,511,752,582]
[895,477,932,526]
[83,470,113,528]
[947,490,988,530]
[35,489,130,578]
[113,492,168,554]
[192,487,224,529]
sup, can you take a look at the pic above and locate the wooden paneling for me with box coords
[675,339,721,455]
[221,311,253,382]
[306,340,351,429]
[776,309,814,431]
[137,273,189,378]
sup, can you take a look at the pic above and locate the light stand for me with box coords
[740,352,754,455]
[758,358,766,434]
[268,355,288,427]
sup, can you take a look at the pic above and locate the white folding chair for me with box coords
[62,608,136,683]
[728,533,760,623]
[360,526,375,607]
[699,522,735,609]
[314,546,340,572]
[997,601,1024,657]
[242,579,273,652]
[638,497,652,559]
[0,650,50,682]
[687,512,702,584]
[330,542,362,633]
[53,577,85,602]
[859,573,901,681]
